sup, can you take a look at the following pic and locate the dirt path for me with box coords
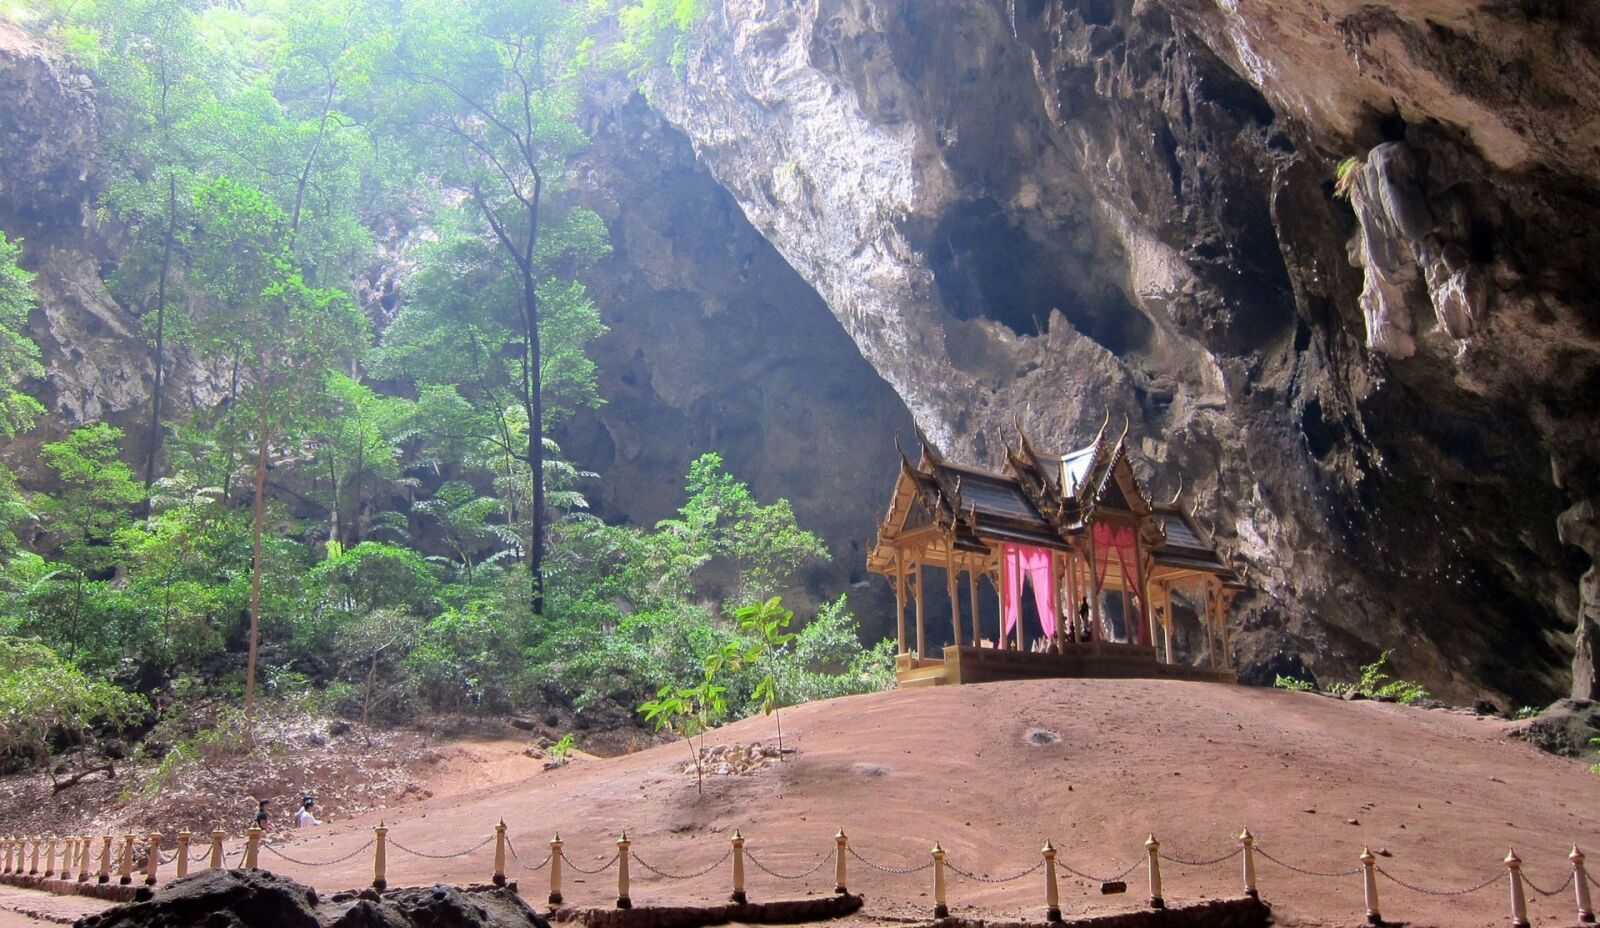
[0,886,110,925]
[226,680,1598,928]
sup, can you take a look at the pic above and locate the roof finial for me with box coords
[1118,413,1130,444]
[1093,409,1109,446]
[1168,475,1183,506]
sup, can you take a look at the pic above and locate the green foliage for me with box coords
[0,637,148,775]
[1274,674,1315,692]
[1334,156,1362,200]
[0,231,44,439]
[1337,650,1430,705]
[1590,736,1599,775]
[613,0,710,77]
[549,732,576,761]
[1513,705,1540,720]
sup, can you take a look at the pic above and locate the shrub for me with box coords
[1274,674,1315,692]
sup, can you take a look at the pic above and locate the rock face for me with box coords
[0,22,221,477]
[644,0,1600,703]
[75,869,551,928]
[561,94,917,609]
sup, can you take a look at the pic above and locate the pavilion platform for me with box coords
[894,642,1238,687]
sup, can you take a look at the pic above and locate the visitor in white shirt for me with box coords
[293,795,321,827]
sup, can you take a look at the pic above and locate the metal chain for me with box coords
[388,834,494,860]
[561,852,620,875]
[1253,846,1362,878]
[189,848,212,864]
[505,839,551,872]
[1057,856,1144,884]
[260,839,376,868]
[633,849,732,880]
[946,857,1044,883]
[847,845,932,875]
[1164,847,1244,868]
[747,848,834,880]
[1377,866,1502,897]
[1521,869,1575,897]
[158,849,179,865]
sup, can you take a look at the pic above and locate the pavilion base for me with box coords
[895,643,1236,687]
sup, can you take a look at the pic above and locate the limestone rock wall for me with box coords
[644,0,1600,703]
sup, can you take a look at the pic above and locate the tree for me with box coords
[0,637,147,786]
[0,231,44,440]
[732,595,796,753]
[186,176,367,711]
[382,0,606,613]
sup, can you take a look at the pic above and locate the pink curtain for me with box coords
[1001,544,1058,641]
[1091,523,1146,645]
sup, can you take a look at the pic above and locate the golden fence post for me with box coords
[492,820,507,888]
[176,832,191,879]
[616,832,632,909]
[77,835,90,882]
[64,838,78,879]
[1360,847,1380,926]
[243,827,260,871]
[119,834,136,885]
[1506,849,1530,928]
[372,823,388,891]
[209,830,224,870]
[1043,840,1061,923]
[1145,835,1164,910]
[97,835,111,883]
[3,835,11,874]
[548,833,564,906]
[834,829,848,895]
[30,836,41,876]
[145,832,161,886]
[931,842,948,919]
[1574,845,1595,925]
[730,830,747,904]
[45,836,58,878]
[1240,828,1258,899]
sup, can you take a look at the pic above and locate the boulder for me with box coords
[74,871,551,928]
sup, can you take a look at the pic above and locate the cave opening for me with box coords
[928,199,1152,354]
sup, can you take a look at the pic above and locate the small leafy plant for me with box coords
[733,596,798,755]
[549,732,577,762]
[1274,675,1315,692]
[1334,156,1362,200]
[638,673,727,796]
[1513,706,1540,721]
[1589,736,1599,776]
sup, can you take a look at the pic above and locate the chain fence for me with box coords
[260,838,376,868]
[1521,869,1574,898]
[946,857,1043,884]
[847,845,932,875]
[1375,865,1502,897]
[505,839,551,872]
[633,849,732,881]
[1254,846,1361,878]
[745,849,833,881]
[1164,847,1242,867]
[389,834,493,861]
[1057,855,1144,885]
[560,852,619,875]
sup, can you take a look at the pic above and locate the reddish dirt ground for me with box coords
[212,679,1599,928]
[6,680,1597,926]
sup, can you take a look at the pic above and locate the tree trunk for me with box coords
[244,403,269,713]
[521,184,545,616]
[141,174,177,504]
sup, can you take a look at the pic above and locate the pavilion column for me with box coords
[1063,549,1079,643]
[947,560,961,649]
[992,568,1005,650]
[1134,537,1154,649]
[1204,579,1218,668]
[1014,548,1025,652]
[1220,591,1235,669]
[1086,539,1103,643]
[894,554,907,656]
[967,565,980,647]
[1051,551,1064,653]
[914,562,927,661]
